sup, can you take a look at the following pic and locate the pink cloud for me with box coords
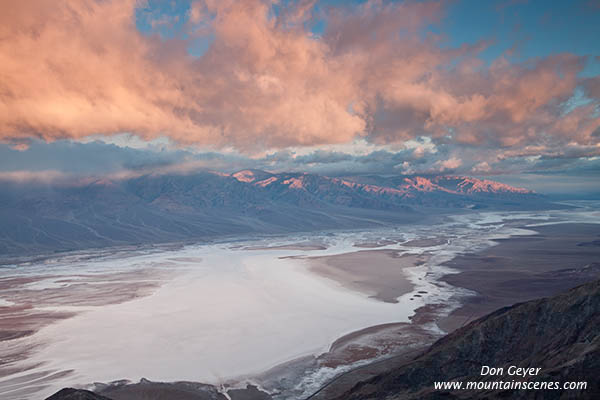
[0,0,597,154]
[0,170,66,182]
[434,157,462,172]
[472,161,492,173]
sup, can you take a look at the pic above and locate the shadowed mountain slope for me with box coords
[312,279,600,400]
[1,171,553,256]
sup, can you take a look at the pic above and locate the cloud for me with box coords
[582,76,600,100]
[434,156,462,172]
[472,161,492,173]
[0,169,66,183]
[1,138,598,195]
[0,140,191,174]
[395,161,415,175]
[0,0,598,156]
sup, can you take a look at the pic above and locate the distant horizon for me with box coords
[1,163,597,198]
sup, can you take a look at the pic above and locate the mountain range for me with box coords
[0,170,554,256]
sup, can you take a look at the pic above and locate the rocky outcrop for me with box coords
[313,279,600,399]
[46,388,111,400]
[95,379,228,400]
[45,380,271,400]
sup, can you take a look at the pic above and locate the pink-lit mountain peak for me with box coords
[231,169,274,183]
[400,177,452,193]
[232,170,308,189]
[231,169,258,183]
[231,170,533,196]
[282,177,305,189]
[433,176,533,194]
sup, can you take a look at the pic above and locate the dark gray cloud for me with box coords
[0,140,190,173]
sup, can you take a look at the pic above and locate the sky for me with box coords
[1,0,599,195]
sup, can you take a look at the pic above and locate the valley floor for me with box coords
[0,202,598,400]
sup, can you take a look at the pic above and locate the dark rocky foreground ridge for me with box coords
[46,388,112,399]
[0,170,553,256]
[47,279,600,400]
[312,279,600,400]
[46,382,265,400]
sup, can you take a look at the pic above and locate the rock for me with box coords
[45,388,112,400]
[313,279,600,399]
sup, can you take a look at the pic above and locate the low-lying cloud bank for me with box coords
[1,139,598,195]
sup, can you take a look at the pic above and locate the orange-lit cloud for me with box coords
[0,0,598,153]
